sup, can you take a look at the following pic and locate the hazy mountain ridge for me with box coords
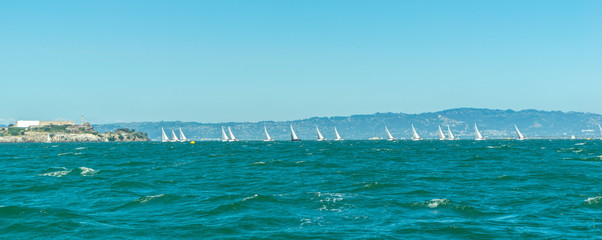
[94,108,602,141]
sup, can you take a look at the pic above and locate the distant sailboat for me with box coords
[571,134,576,140]
[171,129,179,142]
[447,126,458,140]
[598,124,602,139]
[474,124,485,141]
[316,126,325,141]
[411,124,422,141]
[221,126,230,142]
[334,127,343,141]
[179,128,187,142]
[46,134,51,143]
[290,125,300,141]
[438,126,446,140]
[264,126,274,142]
[385,126,395,141]
[161,128,169,142]
[514,125,526,140]
[227,127,238,142]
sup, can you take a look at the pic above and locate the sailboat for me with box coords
[437,126,446,140]
[411,124,422,141]
[514,125,526,140]
[598,124,602,139]
[385,126,395,141]
[227,127,239,142]
[316,126,326,141]
[571,134,576,140]
[334,127,343,141]
[221,126,230,142]
[447,126,458,140]
[171,129,179,142]
[290,125,301,141]
[474,124,485,141]
[179,128,187,142]
[46,134,51,143]
[264,126,274,141]
[161,128,170,142]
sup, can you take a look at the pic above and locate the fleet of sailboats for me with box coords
[157,122,602,142]
[161,127,189,142]
[474,124,485,141]
[514,125,526,140]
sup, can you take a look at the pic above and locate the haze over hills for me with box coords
[94,108,602,141]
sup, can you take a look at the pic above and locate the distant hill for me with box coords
[94,108,602,141]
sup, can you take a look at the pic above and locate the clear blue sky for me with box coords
[1,0,600,124]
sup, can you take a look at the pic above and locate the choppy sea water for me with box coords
[1,140,601,239]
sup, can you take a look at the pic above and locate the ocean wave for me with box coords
[57,152,82,156]
[75,147,88,150]
[39,167,97,177]
[134,194,167,204]
[241,194,259,201]
[584,196,602,205]
[427,198,450,208]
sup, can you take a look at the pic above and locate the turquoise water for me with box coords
[1,140,601,239]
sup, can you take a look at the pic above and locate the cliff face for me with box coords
[0,126,149,143]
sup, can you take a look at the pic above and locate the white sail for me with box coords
[264,126,274,141]
[385,126,395,141]
[334,127,343,141]
[474,124,485,140]
[179,128,187,142]
[171,129,179,142]
[316,126,325,141]
[221,126,230,141]
[438,126,446,140]
[411,124,422,141]
[598,124,602,138]
[46,134,51,143]
[161,128,169,142]
[447,126,457,140]
[514,124,526,140]
[227,127,238,141]
[571,134,576,140]
[290,125,300,141]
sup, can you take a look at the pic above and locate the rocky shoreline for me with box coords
[0,127,149,143]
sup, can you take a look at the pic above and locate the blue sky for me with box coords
[1,0,601,124]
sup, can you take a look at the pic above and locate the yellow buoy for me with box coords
[507,138,510,140]
[190,141,195,144]
[587,138,590,140]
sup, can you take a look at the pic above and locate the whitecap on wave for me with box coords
[427,198,450,208]
[585,196,602,204]
[241,194,259,202]
[135,194,166,204]
[39,167,97,177]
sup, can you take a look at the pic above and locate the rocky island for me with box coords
[0,120,149,143]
